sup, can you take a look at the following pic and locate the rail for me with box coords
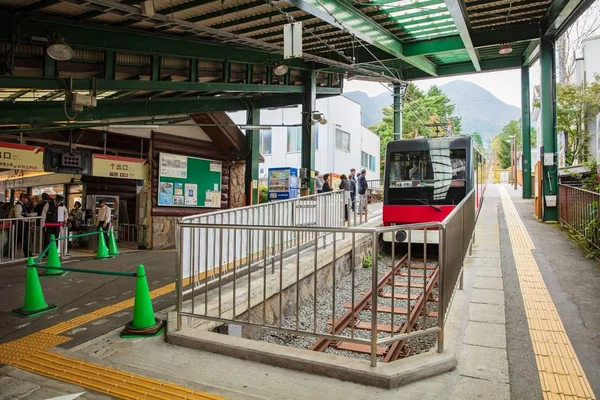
[119,224,147,245]
[0,216,43,265]
[558,184,600,250]
[174,189,477,366]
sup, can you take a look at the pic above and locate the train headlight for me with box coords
[395,230,407,242]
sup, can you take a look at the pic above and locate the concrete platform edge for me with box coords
[166,312,456,389]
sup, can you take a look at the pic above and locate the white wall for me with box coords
[582,37,600,164]
[228,95,369,183]
[360,126,381,182]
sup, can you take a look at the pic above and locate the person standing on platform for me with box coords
[97,199,111,245]
[314,170,323,194]
[42,195,60,250]
[14,194,36,257]
[357,169,368,215]
[339,174,351,222]
[322,174,332,193]
[349,168,357,211]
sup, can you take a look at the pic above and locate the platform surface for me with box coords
[1,188,599,400]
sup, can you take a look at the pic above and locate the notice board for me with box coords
[158,152,222,207]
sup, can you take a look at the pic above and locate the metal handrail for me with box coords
[174,188,477,368]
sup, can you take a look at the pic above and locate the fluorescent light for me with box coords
[109,125,159,129]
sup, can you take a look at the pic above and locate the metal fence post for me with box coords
[370,231,379,367]
[176,223,183,331]
[437,225,445,353]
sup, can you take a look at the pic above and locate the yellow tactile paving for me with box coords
[12,350,223,400]
[2,267,227,399]
[500,187,596,400]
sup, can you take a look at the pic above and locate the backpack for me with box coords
[45,201,58,223]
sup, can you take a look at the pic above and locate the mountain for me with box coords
[344,80,521,141]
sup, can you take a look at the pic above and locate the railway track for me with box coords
[310,254,439,362]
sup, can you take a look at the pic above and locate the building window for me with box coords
[335,129,350,152]
[287,127,302,152]
[362,151,376,171]
[260,130,272,155]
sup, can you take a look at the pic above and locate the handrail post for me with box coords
[370,231,378,367]
[176,223,183,331]
[437,226,445,353]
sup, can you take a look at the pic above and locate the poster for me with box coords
[209,161,221,173]
[185,183,197,205]
[160,153,188,178]
[158,182,174,205]
[174,182,183,196]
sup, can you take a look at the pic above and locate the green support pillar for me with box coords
[104,51,116,80]
[245,107,260,205]
[393,84,402,141]
[540,36,557,221]
[521,65,532,199]
[151,56,161,81]
[301,70,317,194]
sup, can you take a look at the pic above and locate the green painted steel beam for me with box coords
[302,70,317,192]
[287,0,438,76]
[540,36,557,221]
[0,76,338,94]
[245,107,260,205]
[545,0,596,37]
[444,0,481,71]
[0,93,337,125]
[404,56,522,79]
[523,39,540,66]
[0,13,308,69]
[521,65,532,199]
[403,36,465,57]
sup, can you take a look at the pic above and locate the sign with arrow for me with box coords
[92,154,149,180]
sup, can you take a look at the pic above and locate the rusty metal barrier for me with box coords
[558,184,600,250]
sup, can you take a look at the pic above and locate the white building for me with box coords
[574,35,600,163]
[228,95,381,184]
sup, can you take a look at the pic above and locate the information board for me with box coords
[158,152,222,207]
[0,141,44,171]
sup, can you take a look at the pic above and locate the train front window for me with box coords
[387,148,467,205]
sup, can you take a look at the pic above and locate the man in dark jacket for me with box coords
[349,168,357,210]
[357,169,368,215]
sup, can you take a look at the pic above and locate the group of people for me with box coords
[0,193,112,257]
[314,168,369,221]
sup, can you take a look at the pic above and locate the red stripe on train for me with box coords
[382,205,456,226]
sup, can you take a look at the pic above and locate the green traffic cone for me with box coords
[108,228,120,257]
[39,234,67,277]
[95,228,111,259]
[13,257,57,317]
[120,265,165,338]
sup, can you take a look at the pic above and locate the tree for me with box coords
[557,2,600,83]
[469,131,484,148]
[370,83,462,168]
[492,120,521,169]
[556,78,600,165]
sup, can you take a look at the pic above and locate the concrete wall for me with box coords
[228,96,375,185]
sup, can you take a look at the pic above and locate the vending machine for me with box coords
[268,167,299,201]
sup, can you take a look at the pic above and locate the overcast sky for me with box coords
[344,69,524,108]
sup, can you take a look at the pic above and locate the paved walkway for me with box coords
[1,188,599,399]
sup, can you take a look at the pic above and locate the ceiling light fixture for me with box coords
[46,35,74,61]
[499,43,513,55]
[273,63,289,76]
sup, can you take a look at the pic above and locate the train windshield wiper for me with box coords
[396,198,442,212]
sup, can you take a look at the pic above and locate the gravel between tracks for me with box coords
[258,255,438,361]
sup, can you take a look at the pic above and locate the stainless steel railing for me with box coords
[0,217,43,265]
[558,184,600,250]
[174,189,476,366]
